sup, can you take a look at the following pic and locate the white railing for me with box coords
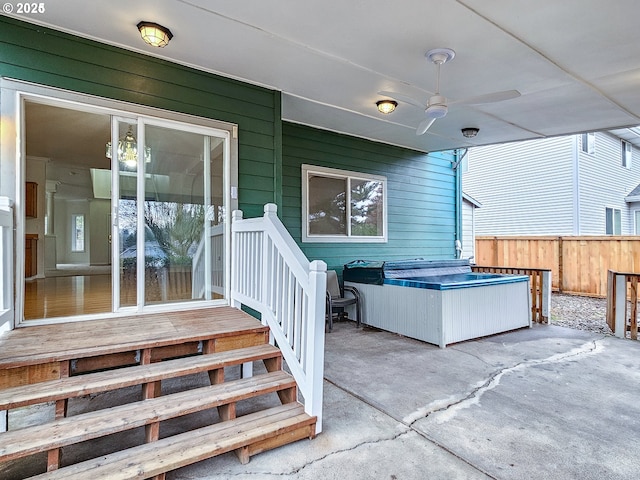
[231,204,327,433]
[0,197,14,335]
[192,224,226,299]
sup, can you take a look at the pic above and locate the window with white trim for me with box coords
[635,210,640,235]
[581,132,595,154]
[605,207,621,235]
[622,140,632,168]
[71,214,85,252]
[302,164,387,243]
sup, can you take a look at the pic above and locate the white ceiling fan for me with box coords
[379,48,521,135]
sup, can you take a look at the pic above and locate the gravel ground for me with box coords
[550,293,613,335]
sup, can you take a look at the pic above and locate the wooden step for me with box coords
[0,307,268,369]
[0,344,281,410]
[0,370,297,463]
[27,403,316,480]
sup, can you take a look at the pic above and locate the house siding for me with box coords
[0,16,278,218]
[282,123,457,272]
[578,132,640,234]
[463,136,576,235]
[461,199,476,259]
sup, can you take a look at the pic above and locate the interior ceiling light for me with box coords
[376,100,398,114]
[106,127,151,169]
[137,21,173,48]
[461,127,479,138]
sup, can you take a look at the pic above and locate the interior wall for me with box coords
[89,199,110,265]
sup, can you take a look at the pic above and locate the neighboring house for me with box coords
[461,193,481,260]
[463,131,640,235]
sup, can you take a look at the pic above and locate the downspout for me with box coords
[453,149,465,258]
[571,135,580,234]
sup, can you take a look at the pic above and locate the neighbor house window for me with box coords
[622,140,632,168]
[605,207,621,235]
[635,211,640,235]
[581,132,595,154]
[302,164,387,243]
[71,214,85,252]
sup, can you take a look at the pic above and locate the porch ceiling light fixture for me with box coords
[137,21,173,48]
[376,100,398,114]
[106,127,151,169]
[461,127,479,138]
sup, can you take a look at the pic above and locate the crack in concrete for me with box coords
[178,427,413,478]
[403,338,604,426]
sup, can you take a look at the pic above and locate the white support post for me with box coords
[614,274,627,338]
[306,260,326,433]
[230,209,243,310]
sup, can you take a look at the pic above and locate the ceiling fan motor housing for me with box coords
[426,95,448,118]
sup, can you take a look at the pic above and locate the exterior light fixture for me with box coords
[461,127,479,138]
[137,21,173,48]
[376,100,398,114]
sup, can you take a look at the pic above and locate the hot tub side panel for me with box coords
[344,281,444,346]
[441,280,531,346]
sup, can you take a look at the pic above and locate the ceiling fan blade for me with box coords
[378,91,425,109]
[450,89,521,106]
[416,118,436,135]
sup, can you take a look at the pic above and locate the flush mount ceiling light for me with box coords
[137,21,173,48]
[461,127,479,138]
[376,100,398,114]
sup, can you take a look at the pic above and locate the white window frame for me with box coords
[71,213,85,252]
[605,207,622,235]
[581,132,595,154]
[635,210,640,235]
[622,140,632,169]
[301,164,387,243]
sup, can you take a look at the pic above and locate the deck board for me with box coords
[0,307,265,368]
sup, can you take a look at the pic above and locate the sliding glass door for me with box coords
[113,117,228,311]
[18,88,232,323]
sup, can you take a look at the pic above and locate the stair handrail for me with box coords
[230,204,327,433]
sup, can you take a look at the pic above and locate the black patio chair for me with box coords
[326,269,361,331]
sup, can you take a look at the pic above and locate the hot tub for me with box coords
[343,259,531,348]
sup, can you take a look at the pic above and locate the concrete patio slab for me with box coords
[174,322,640,479]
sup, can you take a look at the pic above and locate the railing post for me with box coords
[305,259,326,434]
[230,210,244,310]
[614,274,627,339]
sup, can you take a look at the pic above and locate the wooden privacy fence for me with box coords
[606,270,639,340]
[472,266,551,324]
[476,236,640,297]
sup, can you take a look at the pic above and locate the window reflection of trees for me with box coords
[351,180,383,236]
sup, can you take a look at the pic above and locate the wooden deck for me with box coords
[0,307,265,369]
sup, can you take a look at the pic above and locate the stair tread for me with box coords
[0,370,296,463]
[0,307,268,368]
[28,403,315,480]
[0,344,280,410]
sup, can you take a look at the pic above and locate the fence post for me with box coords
[614,274,627,339]
[541,270,552,323]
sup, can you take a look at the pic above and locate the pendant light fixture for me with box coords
[106,127,151,169]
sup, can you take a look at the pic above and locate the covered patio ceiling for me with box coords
[6,0,640,152]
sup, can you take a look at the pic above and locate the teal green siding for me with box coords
[0,17,459,272]
[0,16,277,217]
[282,123,457,272]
